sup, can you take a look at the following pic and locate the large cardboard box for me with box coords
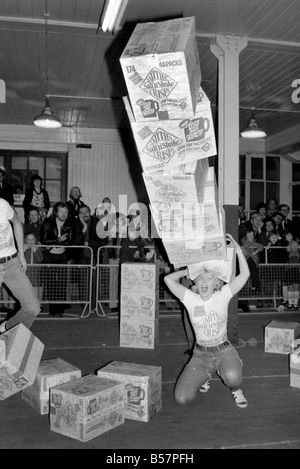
[50,375,125,442]
[120,291,159,320]
[120,318,159,349]
[264,321,300,354]
[0,339,5,363]
[146,163,222,241]
[120,17,201,122]
[0,323,44,400]
[120,263,159,293]
[97,361,162,422]
[124,91,216,174]
[290,347,300,388]
[22,358,82,415]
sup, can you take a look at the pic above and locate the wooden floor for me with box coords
[1,309,300,450]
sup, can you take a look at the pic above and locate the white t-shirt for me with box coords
[0,198,17,257]
[182,284,233,347]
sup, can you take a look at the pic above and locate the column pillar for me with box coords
[211,35,247,344]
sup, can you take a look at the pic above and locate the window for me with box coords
[0,150,67,206]
[239,155,280,212]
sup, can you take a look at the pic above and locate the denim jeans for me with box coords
[0,256,40,330]
[174,343,243,406]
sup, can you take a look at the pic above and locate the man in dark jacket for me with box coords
[40,202,73,317]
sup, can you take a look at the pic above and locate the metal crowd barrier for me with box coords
[95,245,181,317]
[1,244,298,320]
[0,245,94,319]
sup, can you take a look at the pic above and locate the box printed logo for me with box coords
[143,128,183,163]
[140,67,177,100]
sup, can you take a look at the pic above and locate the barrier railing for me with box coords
[0,245,94,319]
[1,244,297,319]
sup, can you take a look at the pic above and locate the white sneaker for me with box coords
[199,380,211,393]
[231,389,248,408]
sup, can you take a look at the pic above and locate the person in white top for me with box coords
[0,198,40,334]
[164,234,250,409]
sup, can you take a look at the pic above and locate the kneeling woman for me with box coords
[164,234,250,409]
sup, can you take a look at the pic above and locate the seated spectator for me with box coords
[66,186,85,221]
[256,202,268,221]
[0,166,14,206]
[241,229,264,293]
[120,210,157,264]
[266,198,278,218]
[23,207,43,242]
[23,174,50,223]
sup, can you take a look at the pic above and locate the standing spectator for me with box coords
[24,232,44,303]
[239,212,263,242]
[0,166,14,206]
[39,202,72,317]
[241,229,264,293]
[256,202,268,221]
[278,204,294,234]
[23,207,43,242]
[23,174,50,224]
[257,217,277,247]
[0,198,40,335]
[266,198,278,218]
[272,211,286,237]
[266,231,288,263]
[66,186,85,222]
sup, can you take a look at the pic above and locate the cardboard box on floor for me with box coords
[50,375,125,442]
[120,17,201,122]
[264,321,300,354]
[120,317,159,350]
[97,361,162,422]
[124,90,216,174]
[22,358,82,415]
[290,347,300,388]
[0,323,44,400]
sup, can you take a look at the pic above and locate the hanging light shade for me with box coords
[33,97,62,129]
[240,109,266,139]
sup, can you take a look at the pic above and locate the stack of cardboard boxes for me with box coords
[120,262,159,349]
[120,17,225,270]
[119,15,226,349]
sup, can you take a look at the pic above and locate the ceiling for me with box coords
[0,0,300,153]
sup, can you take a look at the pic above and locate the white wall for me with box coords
[0,124,145,217]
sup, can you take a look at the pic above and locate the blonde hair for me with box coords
[69,186,82,199]
[194,269,224,292]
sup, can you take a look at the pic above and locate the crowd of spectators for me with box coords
[238,199,300,310]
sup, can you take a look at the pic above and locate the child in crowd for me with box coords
[24,232,44,303]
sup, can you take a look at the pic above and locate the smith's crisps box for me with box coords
[22,358,81,414]
[161,204,227,268]
[120,318,159,350]
[120,17,201,122]
[50,375,125,442]
[124,91,216,174]
[97,361,162,422]
[0,339,5,363]
[290,347,300,388]
[120,291,159,320]
[146,163,222,240]
[0,323,44,400]
[121,262,159,293]
[264,321,300,354]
